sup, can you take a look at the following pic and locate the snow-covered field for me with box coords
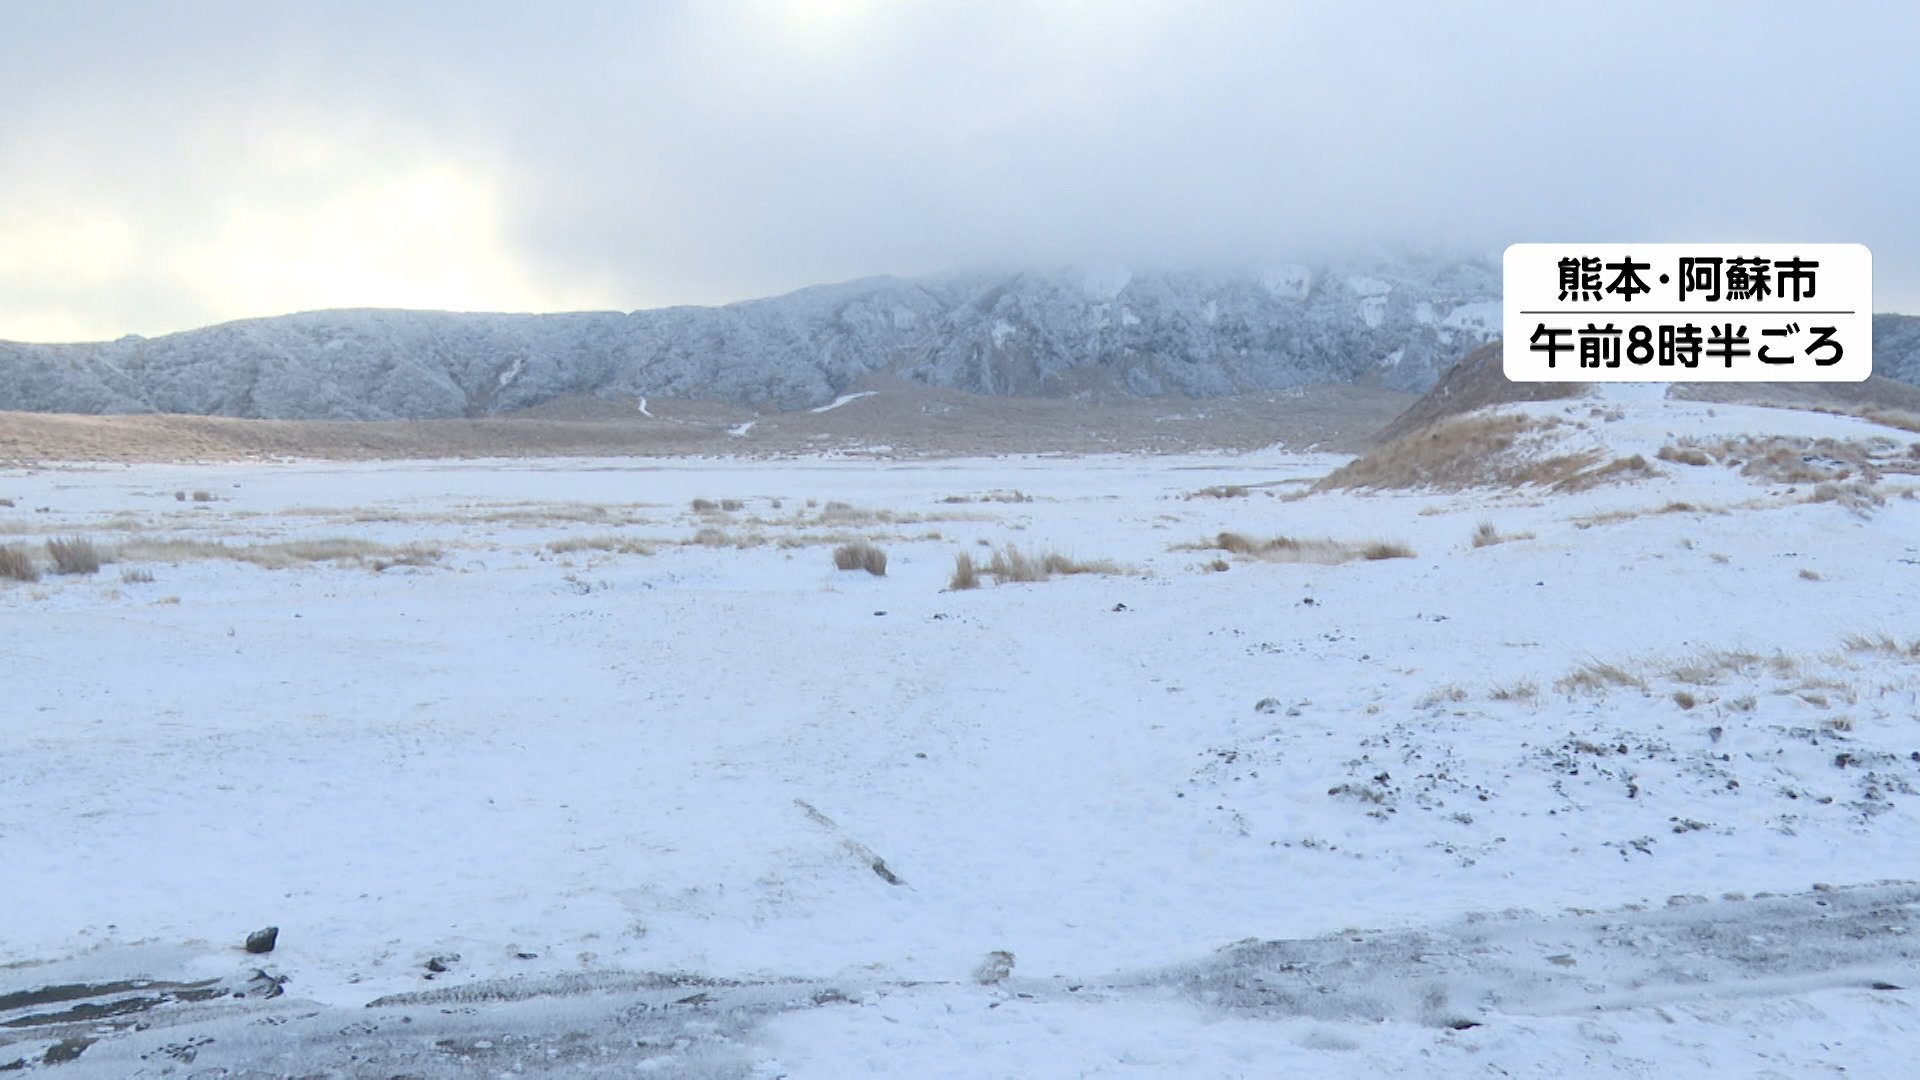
[4,396,1920,1076]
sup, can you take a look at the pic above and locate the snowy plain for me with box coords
[4,394,1920,1075]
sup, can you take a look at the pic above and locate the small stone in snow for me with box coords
[245,927,279,954]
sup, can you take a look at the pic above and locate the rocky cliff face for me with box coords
[1,260,1911,420]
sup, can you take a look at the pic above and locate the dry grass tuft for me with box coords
[368,545,442,572]
[47,535,104,575]
[1555,659,1648,694]
[548,535,655,556]
[0,542,38,582]
[1552,454,1660,493]
[1799,567,1823,581]
[119,536,438,570]
[1419,684,1470,708]
[1184,531,1415,564]
[191,490,214,503]
[1843,634,1920,660]
[1471,520,1535,548]
[949,551,980,590]
[833,540,888,576]
[1862,409,1920,435]
[119,566,155,584]
[1672,690,1698,710]
[690,498,722,512]
[1489,679,1538,702]
[1572,501,1727,528]
[1664,649,1766,685]
[983,543,1122,583]
[1803,479,1884,515]
[1188,485,1250,499]
[1656,445,1713,467]
[942,489,1033,505]
[1212,531,1261,555]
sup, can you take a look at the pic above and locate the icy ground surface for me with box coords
[4,395,1920,1074]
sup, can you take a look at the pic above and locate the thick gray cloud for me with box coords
[2,0,1914,342]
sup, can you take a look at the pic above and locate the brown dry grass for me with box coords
[1802,479,1884,514]
[1844,634,1920,660]
[1318,414,1574,492]
[1489,679,1538,702]
[1660,434,1919,491]
[1552,454,1660,493]
[949,551,980,590]
[548,535,655,556]
[1555,659,1649,694]
[983,543,1123,583]
[941,490,1033,505]
[1664,649,1768,685]
[47,535,105,575]
[1187,485,1250,499]
[1655,445,1713,467]
[1471,520,1534,547]
[1572,501,1724,528]
[1318,413,1653,494]
[0,542,37,582]
[1862,409,1920,434]
[832,540,888,576]
[1184,531,1416,564]
[118,536,442,570]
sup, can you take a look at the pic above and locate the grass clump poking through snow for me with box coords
[833,540,888,576]
[118,537,441,570]
[47,535,104,575]
[1471,520,1535,548]
[548,535,655,556]
[1188,532,1416,565]
[1844,634,1920,661]
[981,543,1120,583]
[0,542,38,582]
[1555,659,1649,694]
[1187,484,1250,499]
[949,552,980,590]
[1488,679,1538,702]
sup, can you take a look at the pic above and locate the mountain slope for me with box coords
[4,264,1914,422]
[0,262,1505,420]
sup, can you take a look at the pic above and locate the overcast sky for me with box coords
[2,1,1915,342]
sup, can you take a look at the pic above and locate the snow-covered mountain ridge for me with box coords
[4,261,1915,421]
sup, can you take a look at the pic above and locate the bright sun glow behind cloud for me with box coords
[0,127,612,343]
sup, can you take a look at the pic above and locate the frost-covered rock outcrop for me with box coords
[2,260,1912,420]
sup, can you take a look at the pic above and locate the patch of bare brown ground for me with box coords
[1314,412,1636,492]
[1367,342,1585,445]
[0,380,1415,464]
